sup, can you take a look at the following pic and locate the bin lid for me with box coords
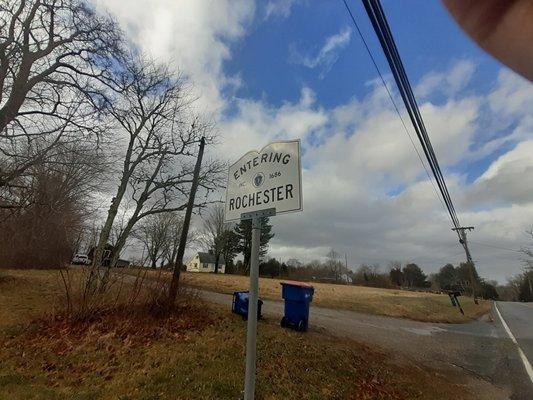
[280,280,314,288]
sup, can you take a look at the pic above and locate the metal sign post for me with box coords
[241,208,274,400]
[244,216,261,400]
[224,140,302,400]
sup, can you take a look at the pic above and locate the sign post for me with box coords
[225,140,302,400]
[244,216,260,399]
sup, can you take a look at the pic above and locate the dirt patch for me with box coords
[0,274,15,285]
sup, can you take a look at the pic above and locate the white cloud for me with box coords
[88,2,532,283]
[290,27,352,78]
[467,140,533,207]
[415,59,475,98]
[464,68,533,160]
[95,0,255,114]
[216,63,532,283]
[218,87,328,162]
[264,0,300,20]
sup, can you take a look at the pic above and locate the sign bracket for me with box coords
[240,207,276,221]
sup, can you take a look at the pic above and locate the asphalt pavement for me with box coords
[197,289,533,400]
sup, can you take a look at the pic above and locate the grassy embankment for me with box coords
[0,269,478,400]
[126,269,491,323]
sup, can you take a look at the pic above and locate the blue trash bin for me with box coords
[280,281,314,331]
[232,291,263,320]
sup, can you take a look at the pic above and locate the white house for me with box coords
[186,252,226,273]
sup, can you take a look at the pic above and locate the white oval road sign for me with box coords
[224,140,302,222]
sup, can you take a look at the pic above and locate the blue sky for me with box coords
[98,0,533,282]
[226,1,497,106]
[224,0,504,183]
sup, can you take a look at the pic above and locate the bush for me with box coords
[57,268,196,323]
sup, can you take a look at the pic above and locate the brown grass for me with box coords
[0,269,481,400]
[126,270,490,323]
[0,269,63,329]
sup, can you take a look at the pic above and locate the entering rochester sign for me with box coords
[224,140,302,222]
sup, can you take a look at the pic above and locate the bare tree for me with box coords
[326,248,342,282]
[90,56,224,288]
[162,213,184,267]
[133,213,174,269]
[520,229,533,299]
[200,203,226,273]
[0,0,122,197]
[0,142,102,268]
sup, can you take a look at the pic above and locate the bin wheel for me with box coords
[297,319,307,332]
[280,317,288,328]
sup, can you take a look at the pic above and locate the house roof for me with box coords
[197,252,225,265]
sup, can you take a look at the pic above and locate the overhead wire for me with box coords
[340,0,454,228]
[340,0,485,271]
[468,241,523,253]
[356,0,464,237]
[361,0,459,227]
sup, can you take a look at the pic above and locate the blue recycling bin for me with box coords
[232,291,263,320]
[280,281,314,331]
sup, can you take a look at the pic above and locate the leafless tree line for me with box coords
[0,0,225,286]
[133,213,185,269]
[0,0,120,194]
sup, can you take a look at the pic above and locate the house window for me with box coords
[203,263,208,269]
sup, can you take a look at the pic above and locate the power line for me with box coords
[349,0,485,299]
[469,241,523,253]
[340,0,453,227]
[359,0,461,231]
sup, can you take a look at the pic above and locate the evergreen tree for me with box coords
[402,263,429,288]
[234,217,274,271]
[435,263,458,290]
[260,257,281,277]
[480,280,499,300]
[389,266,403,286]
[220,230,240,269]
[518,270,533,302]
[456,262,482,295]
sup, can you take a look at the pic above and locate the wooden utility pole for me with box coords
[452,226,478,304]
[167,137,205,308]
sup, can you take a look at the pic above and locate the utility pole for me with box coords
[167,137,205,308]
[452,226,478,304]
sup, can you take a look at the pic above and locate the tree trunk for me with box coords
[87,196,122,290]
[91,173,130,267]
[167,138,205,308]
[98,196,139,291]
[214,253,220,274]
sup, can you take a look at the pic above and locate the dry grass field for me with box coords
[151,270,490,323]
[0,269,479,400]
[0,269,63,329]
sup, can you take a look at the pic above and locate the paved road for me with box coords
[495,302,533,372]
[198,289,533,400]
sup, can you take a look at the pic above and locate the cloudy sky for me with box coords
[95,0,533,283]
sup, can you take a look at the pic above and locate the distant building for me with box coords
[186,252,226,273]
[340,273,353,284]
